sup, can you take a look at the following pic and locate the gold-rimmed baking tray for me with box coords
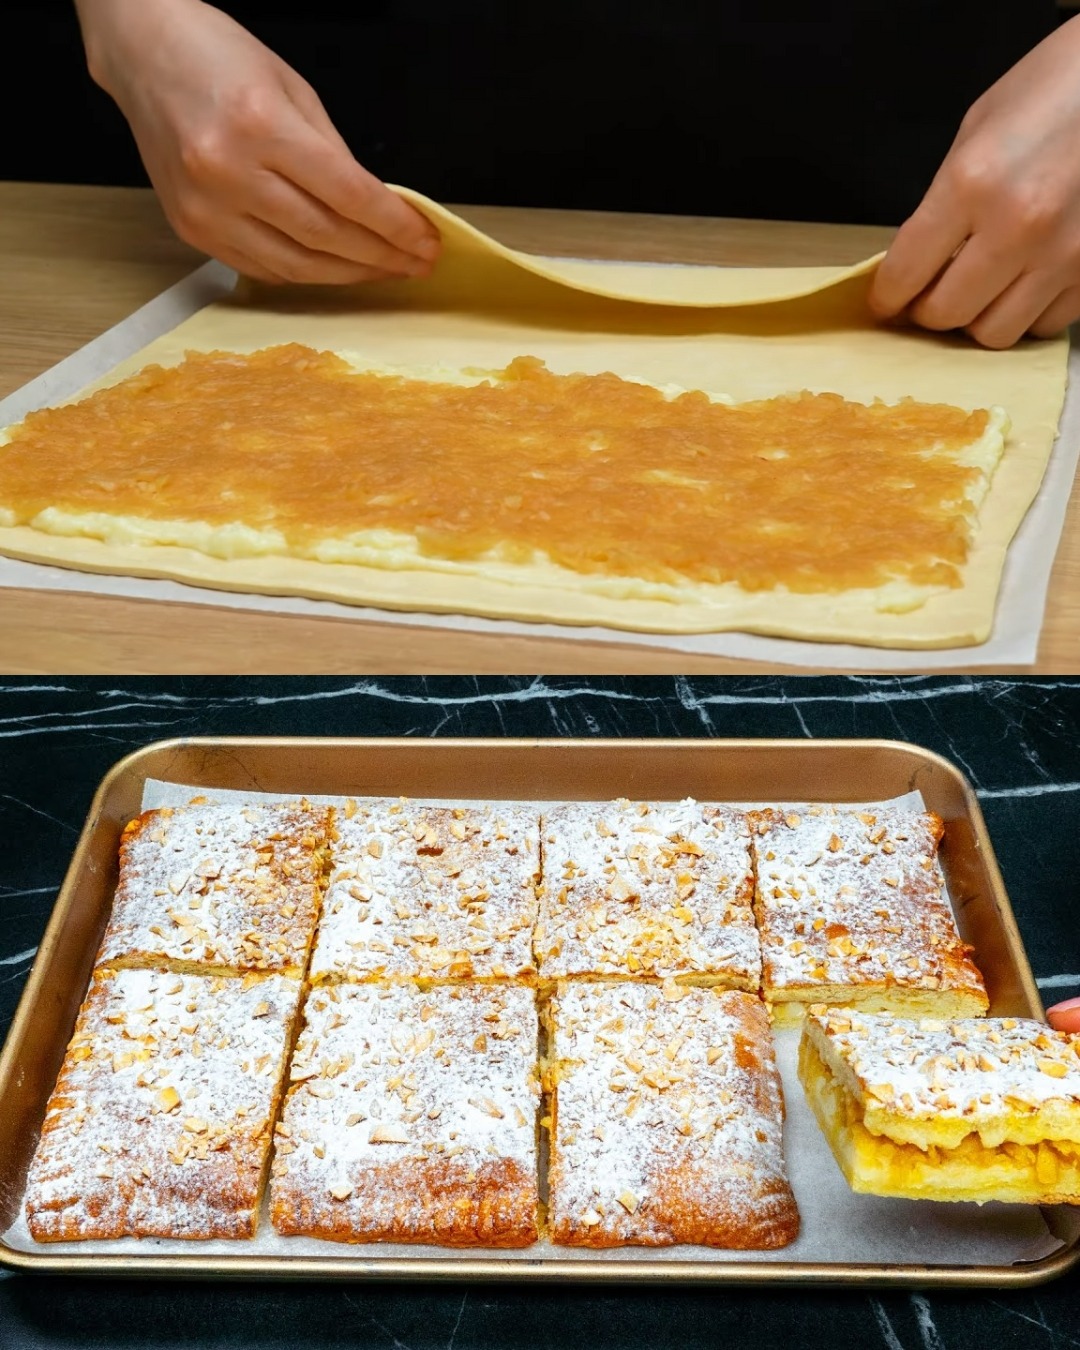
[0,735,1077,1285]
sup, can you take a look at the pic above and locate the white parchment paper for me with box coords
[3,778,1064,1269]
[0,260,1075,670]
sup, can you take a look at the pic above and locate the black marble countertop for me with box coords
[0,676,1077,1349]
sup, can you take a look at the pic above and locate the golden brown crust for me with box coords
[546,982,799,1248]
[310,802,539,984]
[799,1010,1080,1204]
[25,968,301,1241]
[272,1156,538,1247]
[536,799,759,988]
[269,983,540,1246]
[748,805,986,1017]
[98,799,331,976]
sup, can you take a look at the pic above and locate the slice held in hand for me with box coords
[799,1006,1080,1205]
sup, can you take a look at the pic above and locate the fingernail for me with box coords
[414,235,441,261]
[1046,996,1080,1013]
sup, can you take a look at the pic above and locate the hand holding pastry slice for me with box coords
[799,1006,1080,1206]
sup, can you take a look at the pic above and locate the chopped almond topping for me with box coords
[471,1097,505,1119]
[369,1122,409,1144]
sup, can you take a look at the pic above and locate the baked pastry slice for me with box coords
[748,805,987,1025]
[799,1006,1080,1204]
[536,800,760,989]
[545,981,799,1247]
[270,982,540,1245]
[25,967,302,1240]
[96,798,331,976]
[308,802,540,984]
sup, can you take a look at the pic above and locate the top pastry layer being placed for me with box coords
[535,799,759,987]
[748,804,987,1020]
[309,801,540,984]
[97,799,331,976]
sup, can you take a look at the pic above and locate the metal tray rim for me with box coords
[0,734,1075,1286]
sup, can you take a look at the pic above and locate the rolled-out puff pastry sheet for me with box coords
[0,187,1069,648]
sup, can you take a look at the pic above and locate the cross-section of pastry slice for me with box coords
[748,805,987,1026]
[799,1006,1080,1204]
[270,982,540,1245]
[535,800,760,989]
[308,801,540,984]
[96,798,332,976]
[24,967,302,1240]
[544,981,799,1247]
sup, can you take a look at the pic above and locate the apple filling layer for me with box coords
[0,345,1006,601]
[799,1011,1080,1205]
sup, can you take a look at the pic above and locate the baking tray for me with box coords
[0,736,1077,1285]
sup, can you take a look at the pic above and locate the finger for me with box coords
[1029,283,1080,338]
[1046,997,1080,1034]
[267,119,441,262]
[230,214,405,284]
[247,168,432,276]
[281,76,441,271]
[212,242,288,285]
[868,185,970,319]
[907,233,1025,332]
[966,269,1065,349]
[163,207,288,284]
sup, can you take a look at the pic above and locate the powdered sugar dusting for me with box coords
[24,968,301,1239]
[309,802,539,983]
[808,1008,1080,1141]
[750,805,985,1001]
[537,800,759,985]
[98,799,330,973]
[547,982,797,1246]
[270,983,539,1242]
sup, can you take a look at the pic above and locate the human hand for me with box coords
[1046,997,1080,1034]
[869,16,1080,349]
[74,0,440,283]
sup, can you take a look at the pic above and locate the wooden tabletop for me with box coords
[1,180,1076,674]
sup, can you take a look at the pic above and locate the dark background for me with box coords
[0,674,1078,1348]
[2,1,1064,225]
